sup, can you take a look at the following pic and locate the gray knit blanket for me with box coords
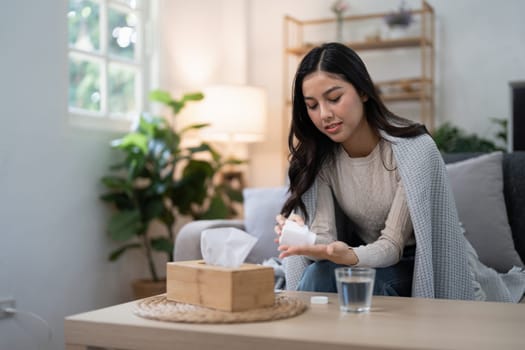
[283,133,525,302]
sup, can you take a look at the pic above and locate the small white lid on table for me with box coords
[310,295,329,304]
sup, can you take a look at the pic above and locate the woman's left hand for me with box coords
[274,213,305,243]
[278,241,358,265]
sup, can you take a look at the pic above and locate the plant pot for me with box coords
[131,278,166,299]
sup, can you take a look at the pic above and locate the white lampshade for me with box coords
[195,85,267,143]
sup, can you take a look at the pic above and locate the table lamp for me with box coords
[193,84,268,187]
[195,84,267,144]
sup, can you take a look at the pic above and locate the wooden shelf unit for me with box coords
[282,0,435,154]
[286,37,432,55]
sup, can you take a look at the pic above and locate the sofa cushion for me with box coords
[243,186,288,264]
[446,152,524,272]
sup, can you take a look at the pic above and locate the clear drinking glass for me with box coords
[335,267,376,313]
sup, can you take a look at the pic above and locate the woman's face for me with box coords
[302,71,368,147]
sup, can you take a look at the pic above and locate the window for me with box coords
[68,0,152,128]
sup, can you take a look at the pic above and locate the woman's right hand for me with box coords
[278,241,359,265]
[274,213,305,243]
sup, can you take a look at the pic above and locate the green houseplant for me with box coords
[432,119,507,153]
[100,90,243,289]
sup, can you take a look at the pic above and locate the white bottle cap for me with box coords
[310,295,329,304]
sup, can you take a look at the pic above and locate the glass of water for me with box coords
[335,267,376,312]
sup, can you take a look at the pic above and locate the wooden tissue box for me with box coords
[166,260,275,312]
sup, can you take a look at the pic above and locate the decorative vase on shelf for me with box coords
[336,16,344,42]
[331,0,348,43]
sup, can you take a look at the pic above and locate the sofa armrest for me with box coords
[173,219,245,261]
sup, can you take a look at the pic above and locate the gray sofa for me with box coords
[173,152,525,299]
[442,152,525,265]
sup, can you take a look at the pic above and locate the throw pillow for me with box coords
[446,151,524,272]
[243,186,288,264]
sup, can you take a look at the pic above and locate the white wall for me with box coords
[0,1,151,349]
[158,0,247,91]
[435,0,525,136]
[246,0,525,187]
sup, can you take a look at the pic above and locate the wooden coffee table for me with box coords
[64,291,525,350]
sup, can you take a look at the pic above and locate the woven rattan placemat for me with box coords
[134,294,308,324]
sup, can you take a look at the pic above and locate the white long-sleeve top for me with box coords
[311,139,415,267]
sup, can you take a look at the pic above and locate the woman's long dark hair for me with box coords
[281,42,428,220]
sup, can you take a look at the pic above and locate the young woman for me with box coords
[275,42,475,299]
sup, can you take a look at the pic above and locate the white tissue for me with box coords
[279,220,316,246]
[200,227,258,268]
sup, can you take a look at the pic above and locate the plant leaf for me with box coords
[159,210,175,228]
[184,159,214,178]
[169,101,184,114]
[108,210,144,241]
[168,92,205,114]
[186,144,213,154]
[222,158,246,166]
[199,194,230,219]
[108,243,141,261]
[142,196,165,222]
[224,187,243,203]
[149,90,173,104]
[138,115,157,137]
[100,192,135,210]
[150,237,173,254]
[171,161,212,214]
[113,132,149,155]
[432,122,499,153]
[100,176,130,190]
[181,92,204,103]
[171,178,208,214]
[180,123,210,133]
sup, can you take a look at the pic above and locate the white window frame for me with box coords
[68,0,157,131]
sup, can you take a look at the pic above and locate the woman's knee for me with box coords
[297,260,339,292]
[374,278,403,296]
[373,266,413,297]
